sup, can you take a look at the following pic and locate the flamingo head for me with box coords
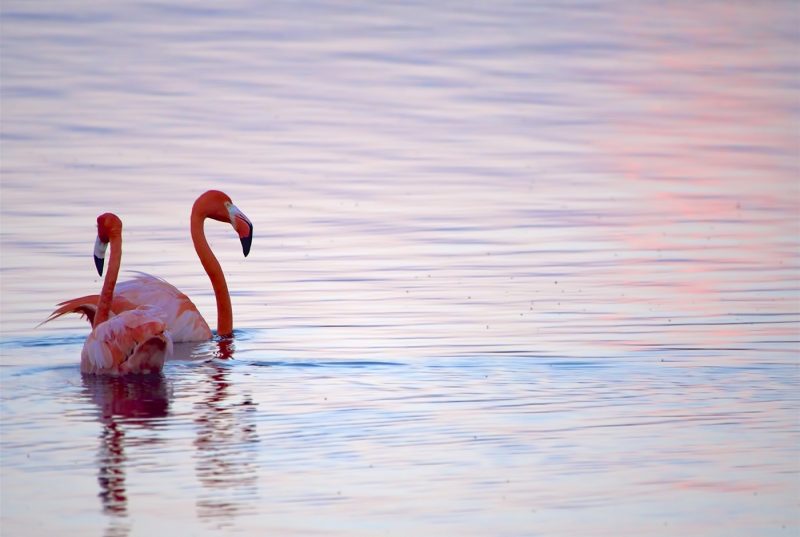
[196,190,254,257]
[94,213,122,276]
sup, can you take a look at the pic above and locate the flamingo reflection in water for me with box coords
[82,372,170,537]
[82,338,260,533]
[193,338,261,528]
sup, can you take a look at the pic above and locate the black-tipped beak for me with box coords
[228,203,253,257]
[93,236,108,276]
[94,255,104,276]
[240,221,253,257]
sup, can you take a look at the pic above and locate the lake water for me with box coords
[1,1,798,535]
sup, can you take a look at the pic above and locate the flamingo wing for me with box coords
[81,307,174,375]
[114,274,212,341]
[41,293,138,326]
[45,273,212,342]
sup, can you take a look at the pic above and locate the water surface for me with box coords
[1,1,798,536]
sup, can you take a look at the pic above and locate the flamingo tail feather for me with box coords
[38,294,100,327]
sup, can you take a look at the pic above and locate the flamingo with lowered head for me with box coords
[82,213,172,375]
[45,190,253,341]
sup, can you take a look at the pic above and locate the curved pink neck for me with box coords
[191,207,233,337]
[94,237,121,327]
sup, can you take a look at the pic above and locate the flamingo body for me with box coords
[114,274,213,342]
[82,307,173,375]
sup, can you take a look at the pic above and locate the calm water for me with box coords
[1,1,798,535]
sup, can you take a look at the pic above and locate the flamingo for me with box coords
[44,190,253,341]
[82,213,173,375]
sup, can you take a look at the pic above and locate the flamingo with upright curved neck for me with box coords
[81,213,172,375]
[191,190,253,338]
[44,190,253,342]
